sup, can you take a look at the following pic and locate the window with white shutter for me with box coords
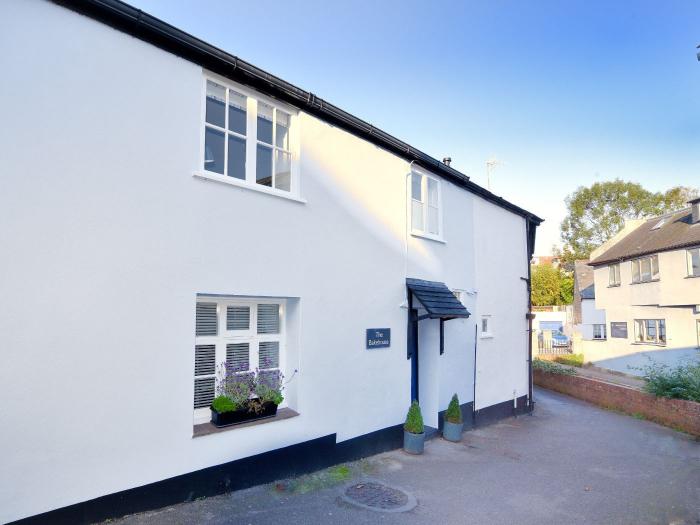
[193,298,286,424]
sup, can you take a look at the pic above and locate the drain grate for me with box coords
[342,481,416,513]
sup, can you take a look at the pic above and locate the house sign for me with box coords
[610,322,628,339]
[366,328,391,349]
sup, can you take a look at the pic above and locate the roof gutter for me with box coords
[52,0,543,225]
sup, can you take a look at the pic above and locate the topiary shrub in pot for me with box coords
[403,401,425,454]
[442,394,463,442]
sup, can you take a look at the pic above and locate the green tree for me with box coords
[531,265,574,306]
[531,265,561,306]
[560,180,698,263]
[559,272,574,304]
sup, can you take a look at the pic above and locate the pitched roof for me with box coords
[574,260,595,299]
[589,207,700,266]
[52,0,542,227]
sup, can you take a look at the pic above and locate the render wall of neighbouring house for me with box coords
[587,249,700,373]
[0,1,532,523]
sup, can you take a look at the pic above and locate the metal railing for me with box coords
[536,337,573,355]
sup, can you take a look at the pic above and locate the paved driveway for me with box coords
[113,388,700,525]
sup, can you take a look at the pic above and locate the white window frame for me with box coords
[193,297,287,424]
[687,247,700,277]
[480,315,493,338]
[630,255,659,284]
[409,167,444,242]
[592,324,606,340]
[608,264,620,286]
[633,318,666,345]
[196,73,303,203]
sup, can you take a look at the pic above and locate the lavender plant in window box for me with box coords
[210,362,284,427]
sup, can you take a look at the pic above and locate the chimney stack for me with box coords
[442,157,452,167]
[690,197,700,224]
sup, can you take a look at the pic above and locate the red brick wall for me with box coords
[534,370,700,437]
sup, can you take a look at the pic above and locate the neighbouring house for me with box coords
[586,200,700,374]
[0,1,543,524]
[573,260,607,341]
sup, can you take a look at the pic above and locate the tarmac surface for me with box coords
[111,388,700,525]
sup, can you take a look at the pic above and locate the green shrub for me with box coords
[554,353,584,367]
[404,401,424,434]
[211,395,237,413]
[445,394,462,424]
[533,358,576,375]
[637,360,700,402]
[255,383,284,406]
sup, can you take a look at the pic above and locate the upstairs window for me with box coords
[687,248,700,277]
[256,102,292,191]
[411,171,441,238]
[608,264,620,286]
[631,255,659,283]
[204,81,247,180]
[202,77,296,196]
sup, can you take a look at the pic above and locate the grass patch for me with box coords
[273,459,377,495]
[553,353,584,367]
[533,358,576,375]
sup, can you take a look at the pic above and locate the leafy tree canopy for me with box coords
[559,180,698,263]
[531,264,573,306]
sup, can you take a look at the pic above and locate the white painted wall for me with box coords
[472,198,529,410]
[587,249,700,372]
[0,1,532,522]
[576,298,606,340]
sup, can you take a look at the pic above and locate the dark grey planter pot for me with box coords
[442,420,463,442]
[403,430,425,454]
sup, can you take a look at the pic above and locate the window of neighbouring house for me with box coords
[630,255,659,283]
[634,319,666,345]
[593,324,606,340]
[687,248,700,277]
[193,298,285,424]
[411,170,442,239]
[480,315,492,337]
[608,264,620,286]
[202,77,297,196]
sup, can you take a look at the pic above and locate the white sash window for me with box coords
[410,169,443,240]
[200,75,299,199]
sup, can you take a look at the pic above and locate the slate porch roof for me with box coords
[406,278,470,319]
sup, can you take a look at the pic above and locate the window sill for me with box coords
[480,334,494,339]
[629,279,660,285]
[193,171,307,204]
[685,275,700,279]
[591,338,607,342]
[631,342,666,347]
[410,231,446,244]
[192,407,299,438]
[607,284,621,288]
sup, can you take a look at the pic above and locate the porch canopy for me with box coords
[406,278,470,320]
[406,278,471,365]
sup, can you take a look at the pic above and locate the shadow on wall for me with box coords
[593,346,700,376]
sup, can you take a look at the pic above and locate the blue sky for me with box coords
[131,0,700,253]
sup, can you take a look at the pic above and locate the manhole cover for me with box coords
[341,481,416,513]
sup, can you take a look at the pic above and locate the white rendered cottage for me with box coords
[0,1,542,523]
